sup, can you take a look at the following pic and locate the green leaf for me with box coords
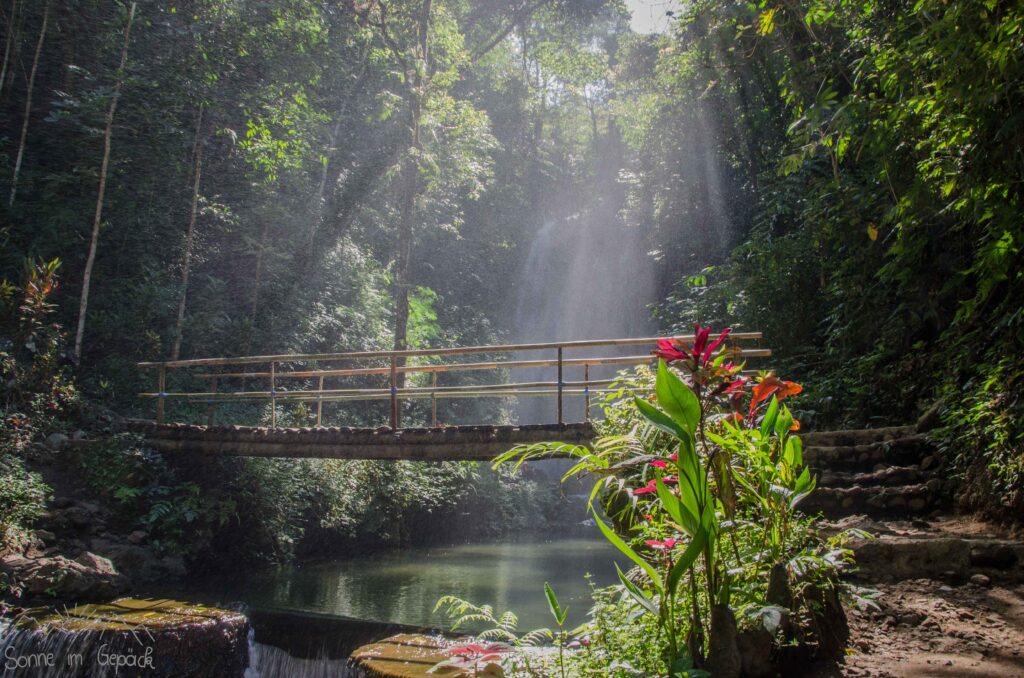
[760,396,781,438]
[774,405,794,439]
[616,563,660,617]
[634,396,688,440]
[592,507,660,586]
[544,582,567,626]
[656,360,700,434]
[667,527,708,595]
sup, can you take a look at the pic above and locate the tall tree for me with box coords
[73,1,136,365]
[7,0,48,206]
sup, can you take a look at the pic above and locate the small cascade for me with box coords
[0,598,248,677]
[244,629,355,678]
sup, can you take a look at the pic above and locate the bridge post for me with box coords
[389,355,399,429]
[557,347,564,425]
[316,374,324,427]
[270,361,276,428]
[156,365,166,424]
[584,363,590,421]
[431,372,437,426]
[207,375,217,427]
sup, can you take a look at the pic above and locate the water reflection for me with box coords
[190,537,621,630]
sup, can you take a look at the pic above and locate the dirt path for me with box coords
[839,578,1024,677]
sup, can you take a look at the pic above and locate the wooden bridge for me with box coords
[132,334,769,460]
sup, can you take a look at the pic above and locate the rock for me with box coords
[920,455,935,471]
[766,562,793,608]
[970,544,1017,569]
[1,553,126,599]
[35,529,56,543]
[898,612,923,626]
[52,496,75,509]
[127,530,148,545]
[75,552,117,576]
[706,604,741,678]
[916,401,943,433]
[970,573,992,587]
[736,628,774,677]
[1,598,249,678]
[45,432,69,450]
[63,505,94,530]
[160,555,187,578]
[71,429,87,440]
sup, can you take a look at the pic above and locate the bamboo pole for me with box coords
[138,333,764,369]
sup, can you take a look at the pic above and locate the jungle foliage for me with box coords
[0,0,1021,530]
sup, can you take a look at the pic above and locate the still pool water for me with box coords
[183,537,623,631]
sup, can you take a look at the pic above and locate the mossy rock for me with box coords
[0,597,249,677]
[350,634,466,678]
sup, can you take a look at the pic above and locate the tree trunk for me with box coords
[73,2,136,366]
[171,105,205,361]
[0,0,18,99]
[391,0,432,388]
[245,220,270,355]
[7,0,47,207]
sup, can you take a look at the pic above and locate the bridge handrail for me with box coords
[138,333,767,428]
[136,332,763,369]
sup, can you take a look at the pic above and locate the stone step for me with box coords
[818,464,934,489]
[804,435,935,472]
[800,482,942,518]
[801,425,917,448]
[848,535,1024,584]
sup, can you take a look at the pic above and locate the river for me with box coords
[180,535,622,632]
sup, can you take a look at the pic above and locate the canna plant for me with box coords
[495,324,822,676]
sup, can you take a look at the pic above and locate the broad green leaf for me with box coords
[774,405,794,439]
[656,360,700,434]
[634,396,688,440]
[667,527,708,595]
[615,564,660,617]
[544,582,567,626]
[760,396,781,438]
[592,507,660,586]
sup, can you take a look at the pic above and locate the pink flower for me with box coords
[650,460,668,469]
[645,539,678,550]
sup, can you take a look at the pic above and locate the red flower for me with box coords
[749,375,803,416]
[652,324,732,368]
[653,338,689,362]
[662,474,678,484]
[445,643,509,660]
[633,481,658,495]
[650,460,668,469]
[645,539,678,550]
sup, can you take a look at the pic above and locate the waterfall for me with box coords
[245,629,355,678]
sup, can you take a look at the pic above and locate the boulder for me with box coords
[45,432,69,450]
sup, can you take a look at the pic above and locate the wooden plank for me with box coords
[130,421,593,461]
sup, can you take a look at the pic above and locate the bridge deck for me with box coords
[127,420,593,461]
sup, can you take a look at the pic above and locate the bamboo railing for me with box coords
[138,333,768,429]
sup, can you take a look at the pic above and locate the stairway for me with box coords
[799,425,944,518]
[797,424,1024,585]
